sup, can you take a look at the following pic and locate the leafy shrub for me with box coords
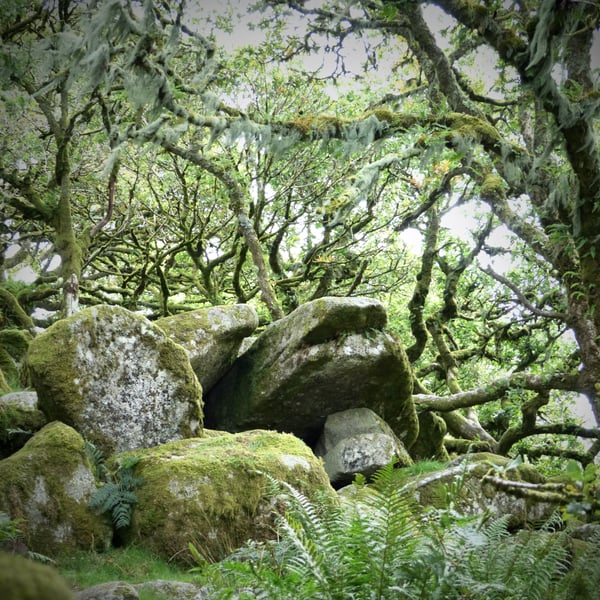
[560,460,600,522]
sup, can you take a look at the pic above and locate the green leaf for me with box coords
[381,5,399,21]
[566,459,584,481]
[583,463,597,484]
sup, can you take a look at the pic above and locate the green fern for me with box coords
[201,462,598,599]
[348,460,423,597]
[0,511,23,544]
[553,528,600,600]
[84,439,109,481]
[89,457,143,530]
[443,514,567,600]
[205,464,423,599]
[0,511,55,564]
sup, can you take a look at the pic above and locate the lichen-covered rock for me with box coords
[26,305,202,454]
[134,580,209,600]
[76,579,209,600]
[205,297,417,447]
[0,422,112,557]
[75,581,138,600]
[315,408,413,486]
[118,430,336,563]
[0,551,75,600]
[406,453,559,526]
[0,391,47,457]
[155,304,258,393]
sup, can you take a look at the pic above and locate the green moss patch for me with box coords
[0,393,47,457]
[0,552,74,600]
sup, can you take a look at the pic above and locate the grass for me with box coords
[57,545,198,591]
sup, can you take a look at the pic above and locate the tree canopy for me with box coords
[1,0,600,469]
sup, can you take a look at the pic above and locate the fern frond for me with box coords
[341,461,424,598]
[88,458,142,530]
[112,500,134,530]
[449,513,570,600]
[204,464,595,599]
[89,482,120,513]
[84,439,109,481]
[558,530,600,600]
[516,529,569,600]
[267,478,336,592]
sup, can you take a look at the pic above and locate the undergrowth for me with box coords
[198,461,600,599]
[58,546,196,591]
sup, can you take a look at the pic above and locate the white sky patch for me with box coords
[13,265,38,282]
[438,202,520,275]
[399,228,423,253]
[573,396,596,429]
[249,180,276,201]
[5,243,21,259]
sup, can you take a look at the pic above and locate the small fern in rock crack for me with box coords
[84,439,109,481]
[89,456,143,530]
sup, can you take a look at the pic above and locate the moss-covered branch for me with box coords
[498,422,600,458]
[414,372,582,412]
[406,206,439,363]
[0,287,35,332]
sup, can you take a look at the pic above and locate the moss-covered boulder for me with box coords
[119,430,336,563]
[205,297,417,447]
[0,551,75,600]
[26,305,202,454]
[155,304,258,393]
[0,391,47,458]
[315,408,413,487]
[406,453,559,527]
[0,422,112,557]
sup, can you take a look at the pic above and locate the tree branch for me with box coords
[90,168,117,238]
[481,265,568,320]
[414,372,582,412]
[160,142,284,321]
